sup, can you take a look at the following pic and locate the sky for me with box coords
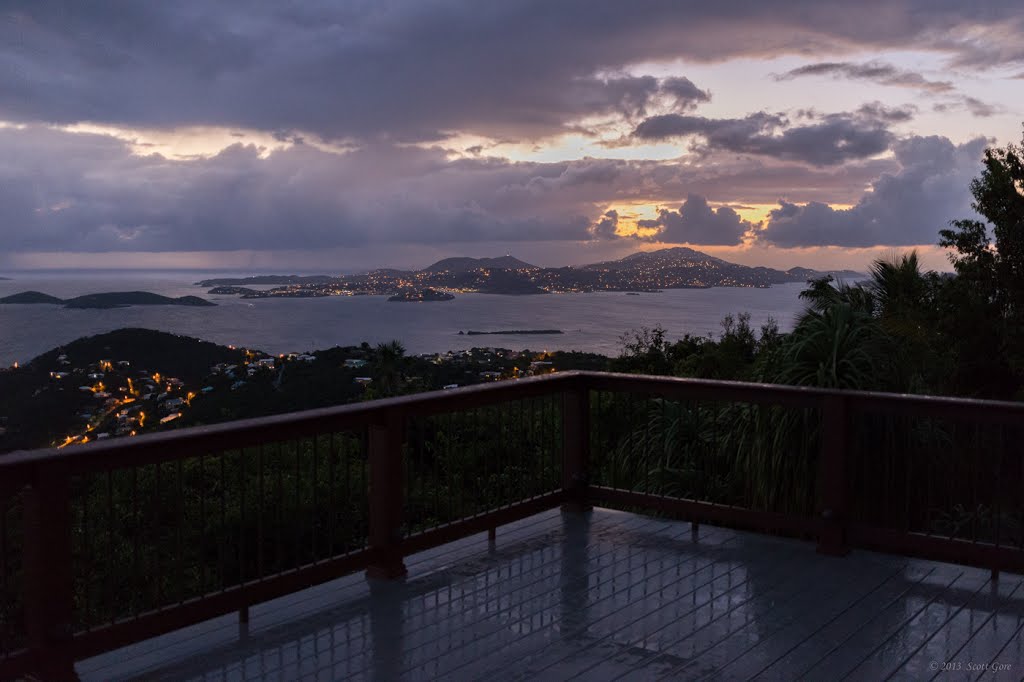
[1,1,1022,273]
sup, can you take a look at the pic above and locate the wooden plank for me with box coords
[400,492,565,556]
[69,548,373,660]
[589,487,822,537]
[847,524,1024,574]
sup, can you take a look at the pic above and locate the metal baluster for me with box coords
[199,454,206,592]
[276,442,284,573]
[328,432,335,557]
[133,464,141,614]
[312,435,319,562]
[257,444,265,579]
[154,461,162,606]
[80,476,90,627]
[219,453,226,590]
[175,460,183,605]
[238,449,246,586]
[294,439,301,568]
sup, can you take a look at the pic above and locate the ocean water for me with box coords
[0,271,809,365]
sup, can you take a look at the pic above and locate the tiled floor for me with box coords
[79,508,1024,681]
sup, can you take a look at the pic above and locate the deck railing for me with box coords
[0,371,1022,680]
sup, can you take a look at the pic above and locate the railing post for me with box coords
[817,395,850,557]
[366,409,408,580]
[24,469,79,681]
[562,381,591,513]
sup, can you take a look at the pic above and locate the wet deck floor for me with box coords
[79,507,1024,680]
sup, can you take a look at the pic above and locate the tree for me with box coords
[372,340,407,396]
[612,326,674,375]
[939,128,1024,396]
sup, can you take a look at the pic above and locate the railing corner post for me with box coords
[24,470,79,681]
[366,409,408,580]
[817,395,850,557]
[561,380,592,513]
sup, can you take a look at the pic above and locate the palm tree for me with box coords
[373,340,406,396]
[868,251,927,325]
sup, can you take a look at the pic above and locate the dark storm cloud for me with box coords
[757,136,987,247]
[643,195,753,245]
[633,111,894,166]
[1,1,1022,141]
[0,126,601,252]
[775,61,954,93]
[590,210,620,239]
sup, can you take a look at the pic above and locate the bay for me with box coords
[0,271,809,366]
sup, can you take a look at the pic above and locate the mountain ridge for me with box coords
[420,255,538,273]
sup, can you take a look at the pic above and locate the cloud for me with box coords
[854,102,917,122]
[774,61,954,93]
[590,209,620,239]
[0,126,604,252]
[933,96,1000,117]
[1,2,1022,142]
[643,195,753,245]
[658,77,711,110]
[0,122,982,255]
[757,135,987,247]
[633,110,894,166]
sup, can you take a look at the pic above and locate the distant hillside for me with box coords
[2,290,216,308]
[195,275,336,286]
[786,267,865,281]
[28,328,245,381]
[421,256,538,273]
[584,247,726,271]
[1,290,65,304]
[0,329,249,452]
[584,248,864,284]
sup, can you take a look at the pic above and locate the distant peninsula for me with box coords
[0,290,216,309]
[208,286,260,296]
[387,288,455,302]
[197,275,336,286]
[461,329,563,335]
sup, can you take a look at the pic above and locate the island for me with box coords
[192,248,866,301]
[0,291,65,304]
[240,289,330,299]
[387,288,455,302]
[208,286,260,296]
[461,329,563,335]
[0,291,216,309]
[196,275,336,286]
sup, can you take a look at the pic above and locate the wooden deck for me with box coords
[78,508,1024,681]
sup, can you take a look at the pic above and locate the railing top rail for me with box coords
[576,371,1024,420]
[0,371,582,477]
[3,370,1023,480]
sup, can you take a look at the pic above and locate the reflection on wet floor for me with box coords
[80,508,1024,681]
